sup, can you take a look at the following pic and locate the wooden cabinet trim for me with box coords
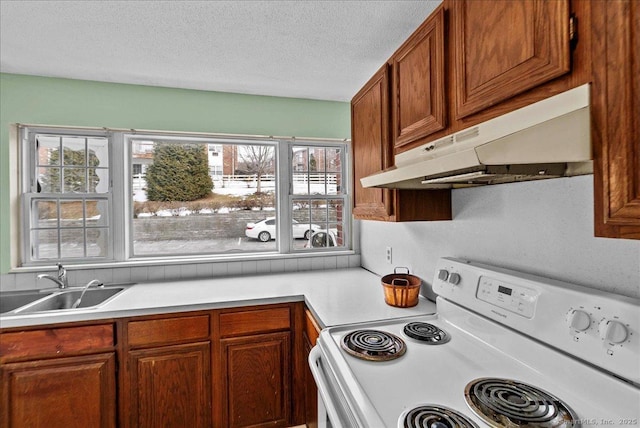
[127,314,210,348]
[219,306,290,337]
[0,324,114,362]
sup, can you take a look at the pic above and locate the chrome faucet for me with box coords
[71,279,104,309]
[37,263,69,289]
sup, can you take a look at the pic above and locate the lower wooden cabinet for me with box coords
[221,332,291,427]
[122,313,212,428]
[1,353,116,428]
[214,303,303,428]
[127,342,211,428]
[303,308,322,428]
[1,302,307,428]
[0,323,117,428]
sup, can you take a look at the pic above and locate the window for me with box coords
[21,129,111,263]
[19,127,350,266]
[129,136,279,257]
[290,145,346,249]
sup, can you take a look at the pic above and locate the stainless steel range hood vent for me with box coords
[360,84,592,189]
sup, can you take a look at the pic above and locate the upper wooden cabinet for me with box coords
[352,64,394,221]
[351,65,452,222]
[452,0,572,119]
[591,0,640,239]
[392,7,447,149]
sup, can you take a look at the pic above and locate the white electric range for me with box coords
[309,257,639,427]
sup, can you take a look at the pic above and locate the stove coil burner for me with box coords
[341,329,406,361]
[402,405,479,428]
[404,322,450,344]
[464,378,578,427]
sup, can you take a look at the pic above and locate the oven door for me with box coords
[308,346,361,428]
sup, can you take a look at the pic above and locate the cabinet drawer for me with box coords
[219,307,290,337]
[0,324,114,361]
[128,315,210,348]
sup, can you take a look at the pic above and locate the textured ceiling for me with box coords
[0,0,442,101]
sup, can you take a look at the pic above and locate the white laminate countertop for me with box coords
[0,268,437,329]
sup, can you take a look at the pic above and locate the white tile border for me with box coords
[1,255,359,292]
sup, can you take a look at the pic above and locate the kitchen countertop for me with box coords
[0,268,437,329]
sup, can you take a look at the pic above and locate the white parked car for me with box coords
[245,217,321,242]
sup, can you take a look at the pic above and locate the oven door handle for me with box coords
[309,345,348,428]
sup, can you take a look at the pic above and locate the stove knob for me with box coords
[566,309,591,331]
[448,273,461,285]
[598,319,628,344]
[437,269,449,281]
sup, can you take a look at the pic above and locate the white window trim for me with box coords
[287,140,351,253]
[13,125,352,269]
[19,126,113,266]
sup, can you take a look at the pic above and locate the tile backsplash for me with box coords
[0,254,361,292]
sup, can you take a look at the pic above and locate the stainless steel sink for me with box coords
[0,290,54,314]
[11,287,126,314]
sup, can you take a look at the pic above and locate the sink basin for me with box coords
[14,287,125,314]
[0,290,54,314]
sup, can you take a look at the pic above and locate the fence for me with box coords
[132,173,339,192]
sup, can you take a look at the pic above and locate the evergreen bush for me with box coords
[146,143,213,201]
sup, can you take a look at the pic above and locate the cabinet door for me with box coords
[453,0,571,118]
[1,353,116,428]
[352,64,395,220]
[591,0,640,239]
[392,7,447,150]
[221,332,291,428]
[128,342,211,428]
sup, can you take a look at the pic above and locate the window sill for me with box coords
[10,250,357,273]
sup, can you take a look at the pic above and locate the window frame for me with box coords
[123,133,280,259]
[18,126,351,267]
[20,127,113,266]
[287,141,350,253]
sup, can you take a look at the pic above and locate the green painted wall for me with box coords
[0,73,351,273]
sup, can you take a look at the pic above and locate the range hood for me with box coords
[360,84,592,189]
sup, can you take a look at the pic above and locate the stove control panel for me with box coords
[434,257,640,385]
[476,276,538,318]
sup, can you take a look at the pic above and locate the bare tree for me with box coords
[238,146,274,193]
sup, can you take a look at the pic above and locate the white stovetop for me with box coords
[319,298,640,427]
[0,268,436,329]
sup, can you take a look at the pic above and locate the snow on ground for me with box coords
[133,179,332,203]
